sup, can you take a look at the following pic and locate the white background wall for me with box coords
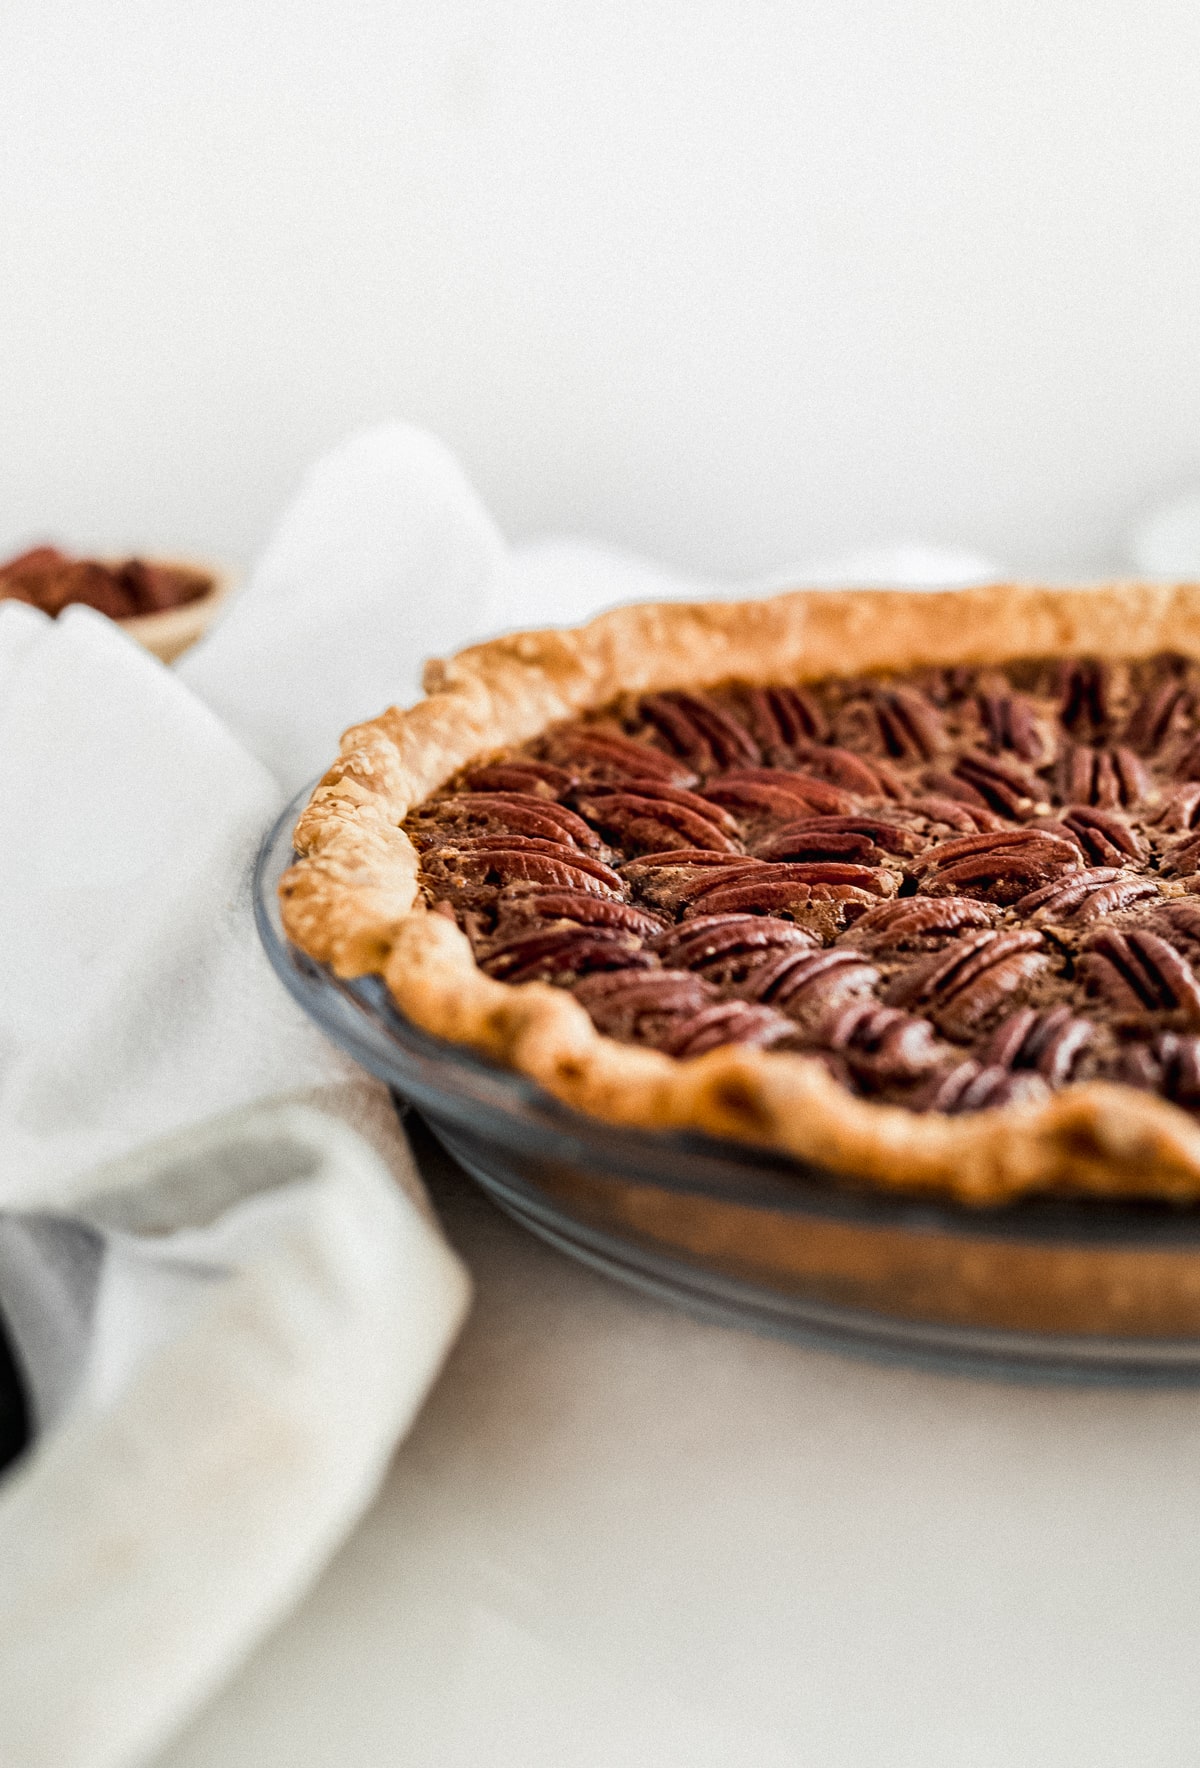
[2,1,1199,580]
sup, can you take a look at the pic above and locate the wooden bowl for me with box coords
[120,566,234,663]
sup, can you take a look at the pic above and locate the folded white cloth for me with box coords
[0,525,473,1765]
[0,1101,467,1768]
[0,419,1002,1768]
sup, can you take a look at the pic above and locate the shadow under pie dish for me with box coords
[279,582,1200,1214]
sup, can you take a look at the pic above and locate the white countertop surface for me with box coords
[155,1120,1200,1768]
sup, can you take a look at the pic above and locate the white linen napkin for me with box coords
[0,418,1002,1768]
[0,585,471,1767]
[0,1099,467,1768]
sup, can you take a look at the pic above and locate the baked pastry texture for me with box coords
[281,581,1200,1206]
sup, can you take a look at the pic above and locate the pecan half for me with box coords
[1136,900,1200,957]
[1117,1032,1200,1106]
[479,925,653,984]
[1015,867,1159,925]
[742,684,829,753]
[793,741,906,800]
[1163,829,1200,877]
[579,779,740,832]
[836,684,945,763]
[884,930,1048,1038]
[703,768,858,818]
[463,759,579,797]
[753,815,923,862]
[618,851,764,913]
[574,789,741,854]
[685,881,886,924]
[1059,659,1111,739]
[622,848,758,875]
[911,1061,1051,1114]
[672,859,774,901]
[640,692,760,769]
[823,1001,943,1080]
[653,912,814,971]
[573,968,717,1044]
[546,727,697,787]
[415,792,600,850]
[1058,804,1146,866]
[1152,783,1200,832]
[1080,929,1200,1023]
[906,794,1005,833]
[423,838,624,899]
[683,861,897,917]
[743,947,881,1032]
[917,827,1078,904]
[659,999,795,1058]
[980,1005,1093,1085]
[976,690,1045,762]
[495,892,665,936]
[1123,678,1191,754]
[750,827,879,864]
[951,750,1046,819]
[838,895,998,953]
[1054,742,1149,809]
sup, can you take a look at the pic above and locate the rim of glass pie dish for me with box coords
[255,788,1200,1385]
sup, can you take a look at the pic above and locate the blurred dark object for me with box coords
[0,1304,30,1476]
[0,544,213,622]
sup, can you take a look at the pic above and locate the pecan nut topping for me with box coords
[1054,742,1149,809]
[1015,868,1159,925]
[1122,673,1192,754]
[835,683,946,763]
[404,647,1200,1123]
[912,1061,1052,1115]
[975,688,1046,762]
[1079,929,1200,1023]
[884,930,1047,1038]
[838,896,999,952]
[574,787,741,854]
[979,1005,1094,1085]
[823,1001,943,1082]
[916,828,1078,904]
[1116,1032,1200,1105]
[949,751,1047,819]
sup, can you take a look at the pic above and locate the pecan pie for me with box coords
[281,581,1200,1205]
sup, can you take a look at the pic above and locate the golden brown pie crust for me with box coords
[280,581,1200,1206]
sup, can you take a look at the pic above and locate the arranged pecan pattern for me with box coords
[408,649,1200,1117]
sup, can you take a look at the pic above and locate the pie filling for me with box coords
[406,653,1200,1118]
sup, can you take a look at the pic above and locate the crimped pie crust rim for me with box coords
[280,580,1200,1207]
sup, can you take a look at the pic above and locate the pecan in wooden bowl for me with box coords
[0,545,230,662]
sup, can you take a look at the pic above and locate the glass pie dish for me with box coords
[257,789,1200,1383]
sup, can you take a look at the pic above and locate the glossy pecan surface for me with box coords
[408,649,1200,1117]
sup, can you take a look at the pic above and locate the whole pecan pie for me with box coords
[281,582,1200,1206]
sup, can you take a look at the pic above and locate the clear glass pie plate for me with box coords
[256,791,1200,1384]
